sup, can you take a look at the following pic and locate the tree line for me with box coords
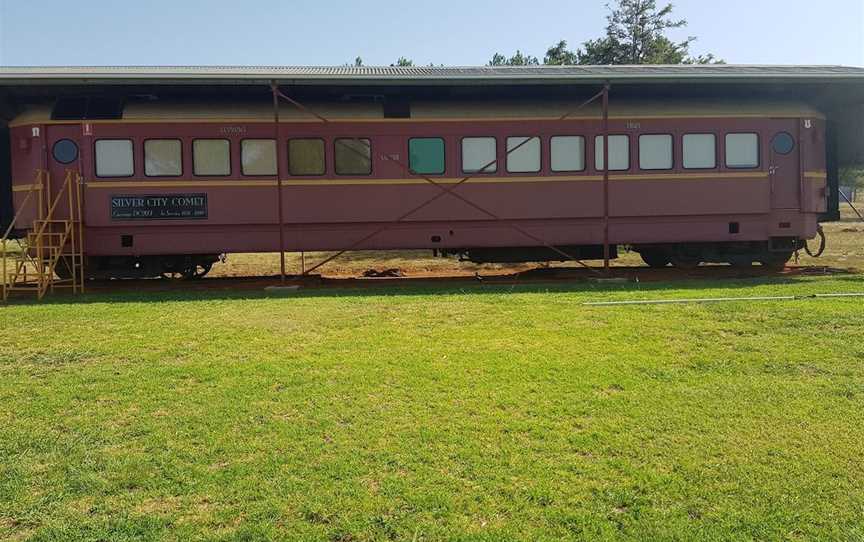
[351,1,721,68]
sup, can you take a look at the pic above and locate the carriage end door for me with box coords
[44,124,83,220]
[768,122,801,210]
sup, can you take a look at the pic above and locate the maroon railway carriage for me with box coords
[5,98,828,277]
[3,64,862,281]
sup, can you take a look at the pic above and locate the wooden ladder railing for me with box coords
[2,169,85,301]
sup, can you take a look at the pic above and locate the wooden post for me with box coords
[271,80,287,283]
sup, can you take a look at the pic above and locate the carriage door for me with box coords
[768,122,801,210]
[45,125,83,221]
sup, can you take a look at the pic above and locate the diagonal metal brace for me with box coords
[271,85,608,277]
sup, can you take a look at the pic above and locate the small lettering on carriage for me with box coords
[218,126,247,135]
[111,193,208,220]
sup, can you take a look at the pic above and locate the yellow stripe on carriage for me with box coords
[79,171,769,188]
[86,179,278,188]
[803,171,828,180]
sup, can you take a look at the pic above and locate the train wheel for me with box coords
[53,258,74,280]
[670,256,701,270]
[640,250,671,268]
[182,262,213,280]
[759,252,792,272]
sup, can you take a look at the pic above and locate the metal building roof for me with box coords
[1,65,862,167]
[1,65,863,85]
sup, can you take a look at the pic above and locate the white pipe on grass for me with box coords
[583,293,864,306]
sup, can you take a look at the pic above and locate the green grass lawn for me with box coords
[2,276,864,541]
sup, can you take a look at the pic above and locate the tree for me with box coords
[840,167,864,201]
[543,40,579,65]
[392,57,414,67]
[684,53,723,65]
[487,50,540,66]
[573,0,721,65]
[487,1,720,67]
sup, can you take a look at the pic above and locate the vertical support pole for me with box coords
[35,170,43,286]
[39,171,48,297]
[1,223,6,301]
[41,126,50,219]
[38,170,44,223]
[67,171,77,293]
[602,83,611,273]
[76,173,85,293]
[271,80,287,283]
[76,135,86,294]
[797,119,805,211]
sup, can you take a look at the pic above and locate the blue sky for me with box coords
[0,0,862,66]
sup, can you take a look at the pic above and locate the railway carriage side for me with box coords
[5,100,828,277]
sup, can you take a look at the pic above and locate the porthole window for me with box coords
[52,139,79,164]
[772,132,795,155]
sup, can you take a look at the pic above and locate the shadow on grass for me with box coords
[5,269,864,307]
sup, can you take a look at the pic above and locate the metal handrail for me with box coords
[2,169,85,300]
[2,170,45,300]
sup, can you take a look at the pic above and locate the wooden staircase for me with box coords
[2,170,85,301]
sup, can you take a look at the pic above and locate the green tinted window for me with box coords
[289,139,325,176]
[409,138,445,175]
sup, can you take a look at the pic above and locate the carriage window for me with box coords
[95,139,134,177]
[288,138,326,176]
[241,139,277,176]
[506,136,541,173]
[193,139,231,176]
[639,134,673,170]
[409,138,445,175]
[550,136,585,172]
[144,139,182,177]
[772,132,795,155]
[594,135,629,171]
[683,134,716,169]
[52,139,79,164]
[462,137,497,173]
[335,138,372,175]
[725,133,759,168]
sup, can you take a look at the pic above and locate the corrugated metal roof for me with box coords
[1,64,863,84]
